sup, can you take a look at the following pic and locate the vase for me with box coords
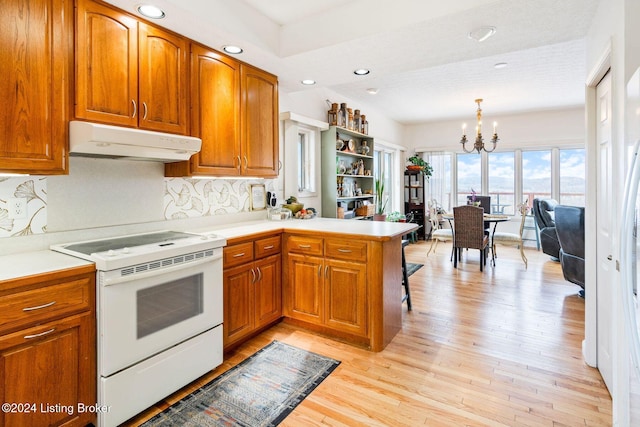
[373,213,387,221]
[407,165,422,172]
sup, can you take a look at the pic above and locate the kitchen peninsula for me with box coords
[192,218,418,352]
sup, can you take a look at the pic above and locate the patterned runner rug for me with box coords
[141,340,340,426]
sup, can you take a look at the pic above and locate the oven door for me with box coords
[98,248,222,377]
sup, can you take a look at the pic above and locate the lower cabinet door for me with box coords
[286,254,323,325]
[255,254,282,328]
[0,313,95,427]
[324,259,368,337]
[223,263,255,347]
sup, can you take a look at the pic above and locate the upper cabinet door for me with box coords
[75,0,138,127]
[189,44,240,175]
[138,23,189,134]
[240,64,279,178]
[0,0,72,174]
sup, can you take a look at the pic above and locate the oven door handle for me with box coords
[102,253,222,286]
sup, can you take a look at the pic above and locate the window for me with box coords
[559,149,585,206]
[296,127,316,196]
[424,153,452,211]
[374,145,397,213]
[522,150,552,204]
[488,152,515,214]
[456,153,481,206]
[424,147,585,214]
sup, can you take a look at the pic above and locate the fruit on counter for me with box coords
[286,196,298,204]
[295,207,316,219]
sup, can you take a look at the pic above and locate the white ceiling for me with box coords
[105,0,599,124]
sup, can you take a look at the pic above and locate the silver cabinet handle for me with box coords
[142,102,148,120]
[244,156,248,168]
[298,244,311,249]
[325,265,329,278]
[131,99,137,118]
[23,301,56,311]
[25,328,56,340]
[257,267,262,282]
[263,245,274,250]
[236,155,241,170]
[233,253,245,258]
[318,265,322,276]
[251,268,256,283]
[338,248,352,253]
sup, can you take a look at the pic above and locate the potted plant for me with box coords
[406,155,433,178]
[374,176,388,221]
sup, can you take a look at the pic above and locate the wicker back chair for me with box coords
[453,205,489,271]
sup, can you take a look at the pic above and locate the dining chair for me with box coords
[491,204,529,268]
[453,205,489,271]
[426,201,453,258]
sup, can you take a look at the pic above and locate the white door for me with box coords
[597,70,614,391]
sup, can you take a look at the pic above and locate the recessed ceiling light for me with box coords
[222,45,243,54]
[366,88,379,95]
[494,62,508,69]
[137,4,165,19]
[301,79,316,85]
[353,69,370,76]
[468,26,497,42]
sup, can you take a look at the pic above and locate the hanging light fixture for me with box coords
[460,98,499,153]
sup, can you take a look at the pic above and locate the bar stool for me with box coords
[401,239,412,310]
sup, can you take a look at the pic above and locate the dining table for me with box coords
[441,212,510,266]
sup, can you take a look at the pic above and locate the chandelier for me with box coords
[460,98,499,153]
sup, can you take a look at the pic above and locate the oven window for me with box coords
[137,273,204,339]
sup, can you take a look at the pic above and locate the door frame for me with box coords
[584,43,612,368]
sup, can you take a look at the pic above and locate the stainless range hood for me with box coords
[69,121,201,162]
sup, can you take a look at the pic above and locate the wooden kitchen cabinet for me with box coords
[0,0,72,174]
[240,64,279,177]
[0,265,96,427]
[165,58,279,178]
[223,234,282,349]
[76,0,189,134]
[284,235,368,338]
[167,43,240,176]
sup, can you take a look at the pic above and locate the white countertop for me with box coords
[0,218,417,282]
[0,250,94,282]
[189,217,418,241]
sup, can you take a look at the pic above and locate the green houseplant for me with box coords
[407,155,433,178]
[374,176,388,221]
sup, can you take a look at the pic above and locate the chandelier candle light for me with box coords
[460,98,499,153]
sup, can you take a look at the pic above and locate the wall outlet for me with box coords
[8,197,27,219]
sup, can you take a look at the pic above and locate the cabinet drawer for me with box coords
[0,277,92,335]
[287,236,323,256]
[325,239,368,262]
[224,242,254,268]
[255,235,281,259]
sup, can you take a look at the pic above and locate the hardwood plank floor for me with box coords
[124,241,611,426]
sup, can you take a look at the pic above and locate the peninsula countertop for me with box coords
[189,217,419,242]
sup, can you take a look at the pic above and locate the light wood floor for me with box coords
[125,241,612,426]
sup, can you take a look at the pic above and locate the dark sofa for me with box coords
[532,198,561,259]
[554,205,585,296]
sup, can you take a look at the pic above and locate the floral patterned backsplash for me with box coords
[0,177,47,238]
[164,178,277,219]
[0,176,277,239]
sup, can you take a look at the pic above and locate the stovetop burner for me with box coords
[61,231,194,255]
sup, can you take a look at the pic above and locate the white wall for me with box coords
[403,107,585,153]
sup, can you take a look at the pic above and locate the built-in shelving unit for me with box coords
[404,170,427,239]
[321,126,375,219]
